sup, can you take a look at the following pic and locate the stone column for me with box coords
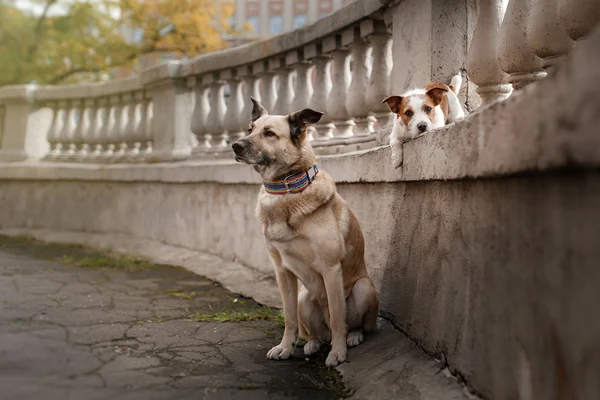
[223,74,246,142]
[141,60,193,161]
[70,99,88,159]
[191,77,210,152]
[497,0,546,90]
[387,0,478,109]
[271,57,294,116]
[45,101,63,160]
[467,0,512,104]
[59,99,76,159]
[239,65,261,131]
[323,35,355,138]
[139,92,153,156]
[558,0,600,41]
[80,98,97,159]
[364,20,392,135]
[254,60,277,113]
[528,0,574,70]
[91,97,109,159]
[343,27,373,136]
[305,43,334,139]
[0,85,50,162]
[205,75,227,150]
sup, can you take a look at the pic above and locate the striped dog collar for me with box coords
[263,165,319,195]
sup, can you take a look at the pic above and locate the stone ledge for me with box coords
[0,228,282,309]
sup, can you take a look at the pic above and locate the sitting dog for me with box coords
[232,98,379,367]
[382,72,465,167]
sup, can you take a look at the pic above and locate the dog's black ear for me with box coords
[288,108,324,144]
[382,96,403,114]
[251,97,268,122]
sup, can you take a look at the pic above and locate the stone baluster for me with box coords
[528,0,574,71]
[253,61,277,113]
[45,102,62,160]
[127,91,144,158]
[140,94,153,156]
[467,0,512,105]
[558,0,600,41]
[92,97,109,159]
[58,100,75,159]
[223,70,246,142]
[343,26,373,136]
[323,35,355,138]
[497,0,546,90]
[116,92,135,158]
[205,75,227,150]
[364,20,392,133]
[80,98,97,160]
[70,99,88,159]
[191,77,210,153]
[104,94,123,159]
[239,66,261,131]
[305,43,334,139]
[287,51,314,140]
[271,57,294,116]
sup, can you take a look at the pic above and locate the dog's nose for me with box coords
[232,141,245,154]
[417,122,428,133]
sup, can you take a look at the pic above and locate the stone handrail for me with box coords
[1,0,599,162]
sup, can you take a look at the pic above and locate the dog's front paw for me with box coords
[325,347,347,367]
[267,344,293,360]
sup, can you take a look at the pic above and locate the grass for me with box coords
[190,306,284,326]
[59,253,156,271]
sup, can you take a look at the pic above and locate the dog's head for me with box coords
[232,98,323,178]
[382,83,449,137]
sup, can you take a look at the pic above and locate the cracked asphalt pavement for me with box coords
[0,236,347,400]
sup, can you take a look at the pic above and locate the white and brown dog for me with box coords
[382,73,465,167]
[232,99,379,367]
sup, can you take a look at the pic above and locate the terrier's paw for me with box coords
[267,344,292,360]
[303,340,321,356]
[325,347,347,367]
[346,331,364,348]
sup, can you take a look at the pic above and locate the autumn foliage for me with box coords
[0,0,237,86]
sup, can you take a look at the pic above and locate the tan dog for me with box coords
[232,98,379,367]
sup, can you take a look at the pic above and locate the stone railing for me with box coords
[0,0,598,163]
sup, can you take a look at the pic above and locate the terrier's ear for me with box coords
[250,97,268,122]
[288,108,324,145]
[382,96,403,114]
[424,82,450,106]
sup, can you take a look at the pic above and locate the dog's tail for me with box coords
[448,71,463,95]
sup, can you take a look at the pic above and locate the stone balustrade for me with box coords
[470,0,600,103]
[1,0,599,162]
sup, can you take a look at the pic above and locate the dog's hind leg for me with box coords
[346,276,379,348]
[298,290,330,355]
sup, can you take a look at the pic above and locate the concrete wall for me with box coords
[1,171,599,400]
[1,20,600,400]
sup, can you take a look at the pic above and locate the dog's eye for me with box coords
[424,106,432,113]
[404,110,413,117]
[263,130,275,137]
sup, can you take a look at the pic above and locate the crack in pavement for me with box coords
[0,239,346,400]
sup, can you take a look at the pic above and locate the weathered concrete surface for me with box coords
[0,234,473,400]
[0,236,346,400]
[2,169,600,399]
[0,228,282,309]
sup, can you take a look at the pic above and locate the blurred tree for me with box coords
[0,0,238,86]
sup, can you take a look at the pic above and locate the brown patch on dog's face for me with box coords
[424,82,449,107]
[232,99,322,178]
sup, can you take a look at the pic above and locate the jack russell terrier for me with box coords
[382,72,466,167]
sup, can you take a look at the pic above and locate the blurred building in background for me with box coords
[233,0,353,42]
